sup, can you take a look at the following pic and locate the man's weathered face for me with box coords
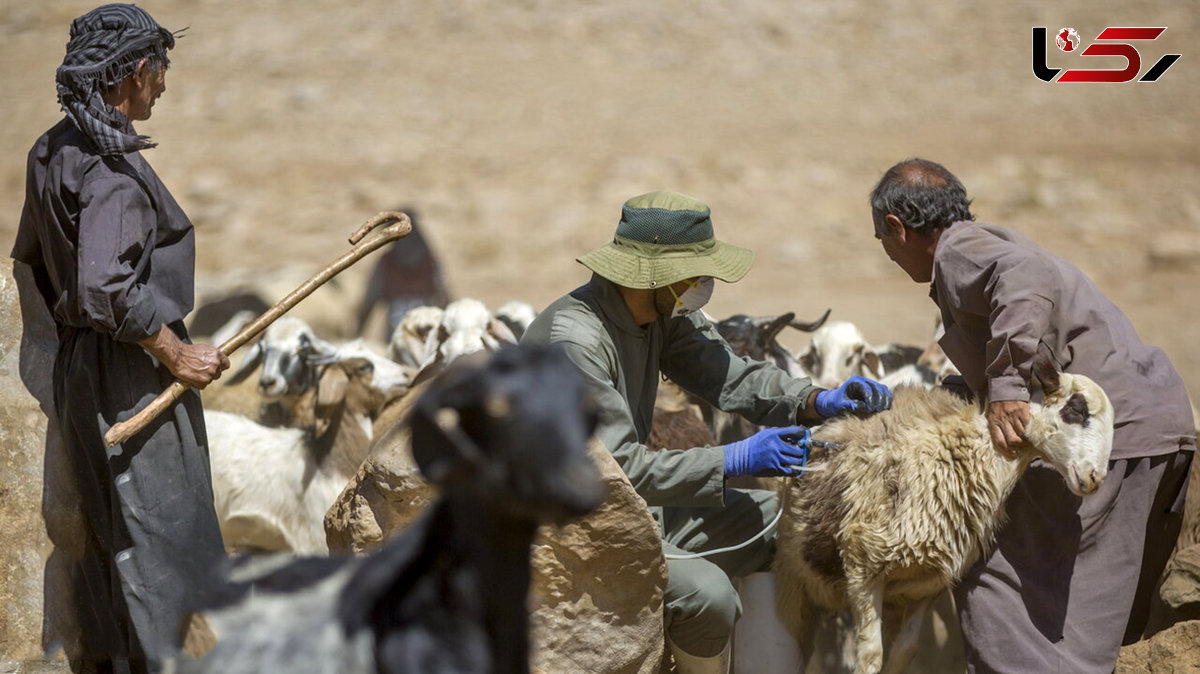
[129,61,167,121]
[875,213,934,283]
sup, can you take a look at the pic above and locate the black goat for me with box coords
[714,308,831,376]
[177,344,607,674]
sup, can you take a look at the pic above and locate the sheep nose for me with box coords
[1080,469,1104,494]
[258,375,280,393]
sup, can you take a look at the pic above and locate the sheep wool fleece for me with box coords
[13,117,225,670]
[931,221,1197,673]
[521,274,820,656]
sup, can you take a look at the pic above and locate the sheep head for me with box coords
[1026,352,1115,496]
[225,316,336,401]
[407,345,607,524]
[798,320,886,388]
[388,305,444,368]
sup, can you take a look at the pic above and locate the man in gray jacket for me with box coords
[523,190,892,673]
[12,5,228,671]
[870,158,1195,673]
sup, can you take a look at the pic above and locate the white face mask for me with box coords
[668,277,715,318]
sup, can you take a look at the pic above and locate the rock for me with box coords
[323,418,436,554]
[1117,619,1200,673]
[527,441,666,674]
[325,430,666,674]
[0,260,60,660]
[1161,545,1200,611]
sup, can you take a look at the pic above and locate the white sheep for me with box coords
[412,298,518,375]
[225,316,338,402]
[797,320,885,389]
[494,300,538,341]
[773,353,1114,674]
[319,338,412,400]
[206,355,385,554]
[388,305,444,369]
[798,319,945,391]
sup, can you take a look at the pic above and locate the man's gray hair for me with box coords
[869,158,974,235]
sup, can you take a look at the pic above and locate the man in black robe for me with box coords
[11,5,229,672]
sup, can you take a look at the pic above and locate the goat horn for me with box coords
[788,308,832,333]
[763,312,795,342]
[104,211,413,447]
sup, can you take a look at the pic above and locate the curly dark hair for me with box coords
[869,158,974,235]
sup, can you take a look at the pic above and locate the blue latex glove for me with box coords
[814,376,893,417]
[724,426,812,478]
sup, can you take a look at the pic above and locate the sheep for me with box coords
[199,311,269,422]
[409,298,519,381]
[205,354,382,554]
[319,338,412,401]
[176,345,607,674]
[773,352,1114,674]
[495,300,538,341]
[388,305,444,369]
[186,291,270,340]
[204,319,411,554]
[798,319,943,391]
[797,320,886,389]
[224,316,337,402]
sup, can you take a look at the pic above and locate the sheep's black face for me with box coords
[409,345,607,524]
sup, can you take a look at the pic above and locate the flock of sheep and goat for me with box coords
[187,278,1116,673]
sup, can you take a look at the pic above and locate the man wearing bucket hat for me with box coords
[522,191,892,673]
[12,5,227,671]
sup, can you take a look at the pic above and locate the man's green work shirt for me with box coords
[521,275,820,508]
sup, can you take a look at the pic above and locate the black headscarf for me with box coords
[55,4,179,156]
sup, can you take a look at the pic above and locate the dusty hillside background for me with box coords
[0,0,1197,663]
[2,0,1197,392]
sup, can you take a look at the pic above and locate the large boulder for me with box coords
[1117,619,1200,673]
[527,441,666,674]
[325,429,667,674]
[1146,443,1200,634]
[0,260,63,662]
[1161,545,1200,612]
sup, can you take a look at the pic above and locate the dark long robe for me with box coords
[12,117,224,671]
[929,221,1195,672]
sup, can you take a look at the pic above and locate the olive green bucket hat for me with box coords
[577,191,754,289]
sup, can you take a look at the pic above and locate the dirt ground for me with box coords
[0,0,1197,664]
[2,0,1197,397]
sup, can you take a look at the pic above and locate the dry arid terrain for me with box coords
[1,0,1197,668]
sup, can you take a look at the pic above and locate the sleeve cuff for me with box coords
[112,289,162,343]
[987,375,1031,403]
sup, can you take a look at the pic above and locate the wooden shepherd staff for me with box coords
[104,210,412,447]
